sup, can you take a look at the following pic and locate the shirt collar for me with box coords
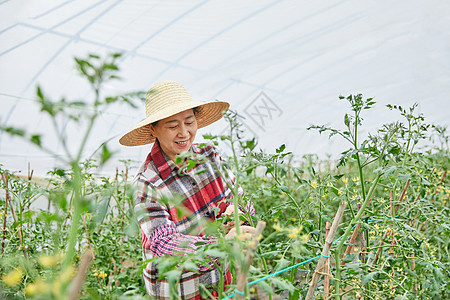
[145,141,200,180]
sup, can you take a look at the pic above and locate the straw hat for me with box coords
[119,80,229,146]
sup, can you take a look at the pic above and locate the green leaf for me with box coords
[3,126,25,137]
[270,277,295,293]
[204,249,226,258]
[385,166,396,175]
[398,173,411,181]
[36,86,44,100]
[105,96,118,104]
[274,258,290,271]
[277,186,290,193]
[165,269,182,286]
[30,134,42,147]
[344,113,350,127]
[182,261,199,273]
[342,253,355,263]
[361,271,378,285]
[257,281,273,294]
[100,144,113,165]
[276,144,286,153]
[186,159,197,172]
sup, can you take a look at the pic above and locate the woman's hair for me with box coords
[151,107,200,127]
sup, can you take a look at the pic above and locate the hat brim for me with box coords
[119,100,229,146]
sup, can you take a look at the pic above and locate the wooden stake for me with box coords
[323,221,331,300]
[82,214,95,261]
[411,253,417,295]
[305,202,346,300]
[371,231,389,266]
[395,179,410,215]
[235,221,266,299]
[342,202,363,266]
[2,173,28,258]
[1,173,8,255]
[69,250,93,300]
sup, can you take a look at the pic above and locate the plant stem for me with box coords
[334,174,381,299]
[272,175,302,217]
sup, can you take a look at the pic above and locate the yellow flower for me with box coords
[311,181,318,189]
[98,271,108,279]
[352,177,359,183]
[326,182,332,187]
[247,240,256,248]
[338,190,342,195]
[52,279,61,297]
[25,283,37,295]
[300,234,309,243]
[38,252,64,267]
[273,223,282,231]
[342,177,348,184]
[93,272,99,277]
[288,227,302,239]
[60,266,75,283]
[2,267,23,287]
[25,279,48,295]
[39,255,57,267]
[322,194,327,198]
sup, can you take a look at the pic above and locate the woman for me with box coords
[119,81,255,299]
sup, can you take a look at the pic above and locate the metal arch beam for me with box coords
[206,0,350,74]
[123,0,213,58]
[0,0,122,148]
[284,30,411,97]
[147,0,285,86]
[0,0,109,57]
[12,22,203,73]
[30,0,76,20]
[259,13,363,87]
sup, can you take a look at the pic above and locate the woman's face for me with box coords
[150,109,198,162]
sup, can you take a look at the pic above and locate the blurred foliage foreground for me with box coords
[0,54,449,300]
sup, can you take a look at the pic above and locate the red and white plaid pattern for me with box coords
[134,142,252,299]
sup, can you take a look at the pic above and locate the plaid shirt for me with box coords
[134,142,252,299]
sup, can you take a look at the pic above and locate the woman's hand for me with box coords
[225,225,256,240]
[224,204,237,216]
[223,204,246,233]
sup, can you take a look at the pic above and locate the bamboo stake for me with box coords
[323,221,331,300]
[371,230,389,266]
[1,174,8,255]
[390,190,394,217]
[82,215,95,261]
[411,253,417,295]
[341,202,363,266]
[235,221,266,299]
[360,229,367,265]
[395,179,410,215]
[69,250,93,300]
[2,173,28,258]
[305,202,346,300]
[433,170,447,196]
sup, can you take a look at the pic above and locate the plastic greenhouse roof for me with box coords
[1,0,449,175]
